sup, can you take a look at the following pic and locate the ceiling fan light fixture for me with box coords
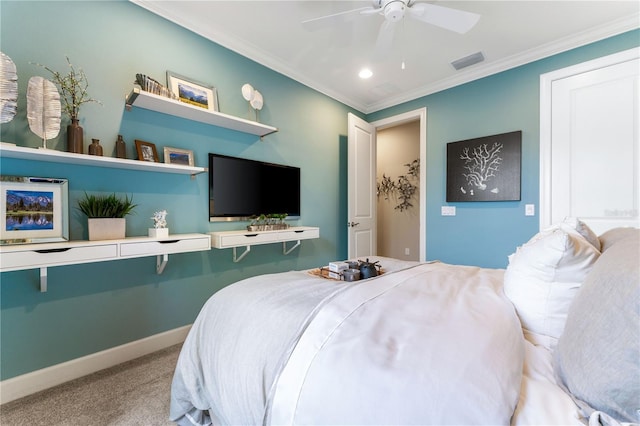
[359,68,373,79]
[383,0,406,22]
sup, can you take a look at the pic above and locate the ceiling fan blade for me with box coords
[408,3,480,34]
[302,6,372,31]
[360,6,383,16]
[373,20,397,61]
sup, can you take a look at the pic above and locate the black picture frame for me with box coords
[446,131,522,202]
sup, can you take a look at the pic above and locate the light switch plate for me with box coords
[525,204,535,216]
[441,206,456,216]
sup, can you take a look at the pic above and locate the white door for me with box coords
[347,113,376,258]
[540,48,640,234]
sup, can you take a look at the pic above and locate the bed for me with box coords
[170,220,639,426]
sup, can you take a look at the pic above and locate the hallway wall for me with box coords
[376,121,420,261]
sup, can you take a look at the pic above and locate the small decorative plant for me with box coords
[247,213,288,231]
[36,56,101,121]
[77,193,137,218]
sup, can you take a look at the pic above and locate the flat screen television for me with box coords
[209,153,301,222]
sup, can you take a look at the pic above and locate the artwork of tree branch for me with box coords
[446,131,521,202]
[377,159,420,211]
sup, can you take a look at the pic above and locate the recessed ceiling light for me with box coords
[359,68,373,79]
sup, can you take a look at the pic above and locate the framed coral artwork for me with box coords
[446,131,521,202]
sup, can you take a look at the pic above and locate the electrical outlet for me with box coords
[405,248,410,255]
[525,204,535,216]
[441,206,456,216]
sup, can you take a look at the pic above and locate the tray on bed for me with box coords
[307,267,385,281]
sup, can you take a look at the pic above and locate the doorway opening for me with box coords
[376,120,421,261]
[372,108,427,261]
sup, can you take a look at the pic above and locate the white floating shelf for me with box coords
[0,233,211,291]
[0,144,206,176]
[125,87,278,137]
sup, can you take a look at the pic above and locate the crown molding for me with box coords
[366,13,640,113]
[132,1,638,114]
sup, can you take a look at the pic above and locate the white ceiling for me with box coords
[132,1,639,113]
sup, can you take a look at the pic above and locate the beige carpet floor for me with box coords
[0,344,182,426]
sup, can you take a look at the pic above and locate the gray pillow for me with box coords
[554,228,640,422]
[598,227,640,253]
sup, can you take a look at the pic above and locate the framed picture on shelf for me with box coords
[0,176,69,245]
[166,71,219,112]
[446,130,522,202]
[135,139,159,162]
[164,147,194,167]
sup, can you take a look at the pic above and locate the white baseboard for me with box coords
[0,325,191,405]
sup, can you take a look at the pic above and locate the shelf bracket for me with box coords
[283,240,301,255]
[232,246,251,263]
[156,254,169,274]
[40,267,48,292]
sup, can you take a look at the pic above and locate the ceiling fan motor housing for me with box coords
[383,0,406,21]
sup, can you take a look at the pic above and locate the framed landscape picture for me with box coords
[164,147,194,166]
[166,71,218,112]
[0,176,69,244]
[446,131,522,202]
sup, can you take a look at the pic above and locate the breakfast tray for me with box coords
[307,266,385,281]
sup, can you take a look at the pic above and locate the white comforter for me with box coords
[171,259,526,425]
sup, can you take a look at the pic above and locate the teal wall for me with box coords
[0,0,353,380]
[368,29,639,268]
[0,0,637,380]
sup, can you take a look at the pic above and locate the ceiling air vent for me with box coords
[451,51,485,70]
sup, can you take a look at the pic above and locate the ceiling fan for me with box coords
[303,0,480,58]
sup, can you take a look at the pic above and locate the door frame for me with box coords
[539,47,639,231]
[371,107,427,261]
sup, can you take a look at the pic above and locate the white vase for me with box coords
[88,218,126,241]
[148,228,169,238]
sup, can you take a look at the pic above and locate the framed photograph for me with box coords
[446,130,522,202]
[0,176,69,245]
[135,139,159,162]
[166,71,218,112]
[164,147,194,167]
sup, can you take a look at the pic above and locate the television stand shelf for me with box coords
[209,226,319,262]
[0,233,211,292]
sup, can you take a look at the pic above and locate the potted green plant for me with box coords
[247,213,289,231]
[77,193,136,240]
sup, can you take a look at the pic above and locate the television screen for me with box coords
[209,153,300,221]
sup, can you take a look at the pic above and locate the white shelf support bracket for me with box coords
[232,246,251,263]
[156,254,169,274]
[39,267,48,292]
[283,240,301,255]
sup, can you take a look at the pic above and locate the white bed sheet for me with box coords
[171,257,582,426]
[513,336,583,425]
[170,257,420,425]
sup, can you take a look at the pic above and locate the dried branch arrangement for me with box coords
[377,158,420,211]
[35,56,101,120]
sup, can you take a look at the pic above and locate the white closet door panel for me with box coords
[550,57,639,234]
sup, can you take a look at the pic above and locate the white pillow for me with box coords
[504,229,600,351]
[547,217,601,252]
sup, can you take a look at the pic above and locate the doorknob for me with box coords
[348,221,360,227]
